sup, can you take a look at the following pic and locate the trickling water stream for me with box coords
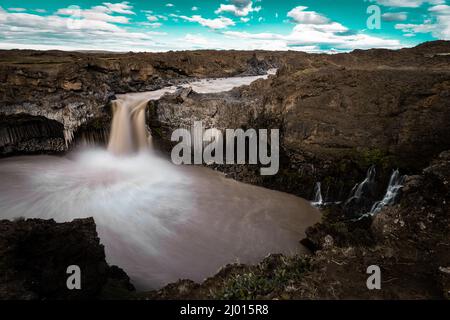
[370,169,405,215]
[0,70,320,290]
[311,182,324,207]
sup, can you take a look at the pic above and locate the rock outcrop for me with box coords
[0,217,135,300]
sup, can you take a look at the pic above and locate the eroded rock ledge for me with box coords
[0,217,135,300]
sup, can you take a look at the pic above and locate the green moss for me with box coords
[346,148,399,172]
[355,148,397,170]
[214,256,311,300]
[329,222,348,234]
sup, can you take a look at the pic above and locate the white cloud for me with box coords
[103,2,134,14]
[396,22,435,33]
[138,22,165,30]
[147,15,158,22]
[192,6,199,11]
[372,0,444,8]
[175,14,235,29]
[56,6,131,24]
[395,4,450,39]
[222,6,402,52]
[382,12,408,21]
[288,24,401,49]
[183,33,210,46]
[180,31,291,51]
[215,1,261,17]
[156,15,168,21]
[8,8,27,12]
[0,2,417,52]
[139,22,162,28]
[429,4,450,14]
[223,31,282,40]
[55,2,136,26]
[148,22,162,28]
[0,4,168,52]
[166,3,174,7]
[287,6,330,25]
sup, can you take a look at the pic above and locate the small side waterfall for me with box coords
[107,98,150,155]
[311,182,324,207]
[345,165,376,205]
[370,169,405,215]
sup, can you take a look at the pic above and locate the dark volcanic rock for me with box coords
[0,217,134,300]
[293,150,450,299]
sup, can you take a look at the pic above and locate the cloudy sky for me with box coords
[0,0,448,52]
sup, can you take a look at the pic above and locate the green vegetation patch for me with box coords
[353,147,398,170]
[214,255,311,300]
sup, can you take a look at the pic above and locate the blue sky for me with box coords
[0,0,448,52]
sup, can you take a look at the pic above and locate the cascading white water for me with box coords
[106,68,278,155]
[0,70,322,290]
[370,169,405,215]
[107,98,150,155]
[311,182,324,207]
[345,165,376,205]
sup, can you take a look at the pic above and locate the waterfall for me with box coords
[311,182,324,207]
[105,69,279,156]
[107,97,150,155]
[345,165,376,205]
[370,169,405,215]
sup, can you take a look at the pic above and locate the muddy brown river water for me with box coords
[0,70,320,289]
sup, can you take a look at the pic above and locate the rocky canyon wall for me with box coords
[150,41,450,202]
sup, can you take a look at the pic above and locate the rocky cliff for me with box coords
[0,218,135,300]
